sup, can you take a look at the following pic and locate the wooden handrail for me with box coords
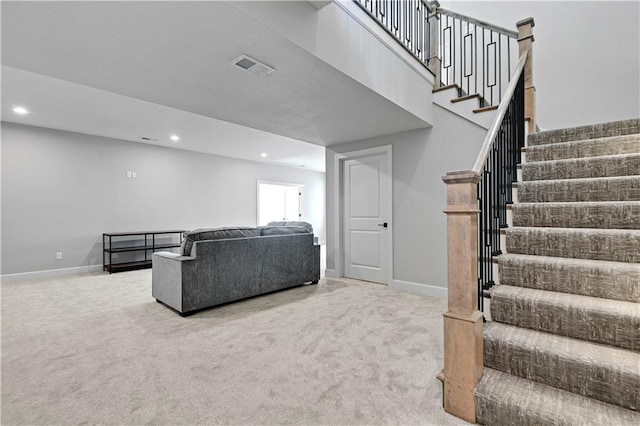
[437,7,518,38]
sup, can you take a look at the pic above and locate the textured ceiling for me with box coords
[2,66,326,171]
[2,1,429,167]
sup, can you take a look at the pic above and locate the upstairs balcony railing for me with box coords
[354,0,438,66]
[355,0,519,108]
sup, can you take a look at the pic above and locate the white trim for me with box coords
[333,0,434,84]
[324,268,340,278]
[1,264,104,283]
[391,279,448,299]
[333,144,393,286]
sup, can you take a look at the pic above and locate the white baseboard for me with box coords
[1,264,104,283]
[391,279,448,299]
[324,269,339,278]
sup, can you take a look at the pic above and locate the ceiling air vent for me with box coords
[232,55,274,77]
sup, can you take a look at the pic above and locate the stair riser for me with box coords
[498,257,640,303]
[518,177,640,203]
[528,119,640,146]
[526,135,640,162]
[491,292,640,351]
[506,229,640,263]
[512,203,640,229]
[522,154,640,181]
[484,333,640,411]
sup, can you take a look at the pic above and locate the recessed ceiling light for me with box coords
[170,135,180,142]
[13,106,29,115]
[261,153,268,158]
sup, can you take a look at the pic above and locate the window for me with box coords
[257,181,303,226]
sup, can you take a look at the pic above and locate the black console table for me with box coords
[103,230,186,273]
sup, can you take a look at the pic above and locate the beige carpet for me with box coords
[1,270,466,425]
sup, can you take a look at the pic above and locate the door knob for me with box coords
[377,222,388,228]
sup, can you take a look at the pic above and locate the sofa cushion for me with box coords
[259,226,311,236]
[266,221,313,233]
[181,227,260,255]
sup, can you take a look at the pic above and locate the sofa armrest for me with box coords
[152,252,195,313]
[154,251,194,261]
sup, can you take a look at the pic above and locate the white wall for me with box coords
[325,105,486,296]
[228,0,435,127]
[1,122,325,275]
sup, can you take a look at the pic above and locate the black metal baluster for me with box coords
[459,18,463,95]
[449,18,460,96]
[507,36,511,77]
[477,181,483,311]
[482,28,485,105]
[474,24,478,99]
[498,34,502,100]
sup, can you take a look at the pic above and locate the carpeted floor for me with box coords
[1,270,467,425]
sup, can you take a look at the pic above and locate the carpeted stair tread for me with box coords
[522,153,640,181]
[525,134,640,162]
[506,227,640,262]
[483,322,640,411]
[476,368,640,426]
[527,118,639,146]
[498,253,640,302]
[480,120,640,424]
[490,285,640,351]
[517,176,640,202]
[512,201,640,229]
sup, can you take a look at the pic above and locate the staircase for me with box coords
[475,118,640,424]
[433,84,498,130]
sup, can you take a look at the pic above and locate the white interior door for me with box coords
[343,153,390,284]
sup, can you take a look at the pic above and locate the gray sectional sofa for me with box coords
[152,222,320,315]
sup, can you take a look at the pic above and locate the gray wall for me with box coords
[1,122,325,275]
[325,105,486,292]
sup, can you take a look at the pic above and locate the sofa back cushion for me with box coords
[259,226,311,236]
[266,221,313,233]
[181,227,260,255]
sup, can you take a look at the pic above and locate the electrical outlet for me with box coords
[56,252,63,260]
[126,171,132,178]
[132,171,137,178]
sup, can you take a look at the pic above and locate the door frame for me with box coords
[256,180,304,226]
[333,145,393,285]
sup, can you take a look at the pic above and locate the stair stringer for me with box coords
[433,86,496,129]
